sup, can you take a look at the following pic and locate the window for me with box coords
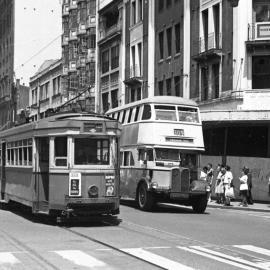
[75,138,109,165]
[138,0,143,21]
[121,110,127,123]
[102,92,109,112]
[131,0,136,25]
[32,88,37,105]
[158,0,164,12]
[55,137,67,166]
[139,148,154,161]
[142,104,151,120]
[111,45,119,69]
[122,151,134,166]
[159,80,163,95]
[178,107,199,123]
[101,50,109,73]
[155,105,177,121]
[53,76,60,96]
[175,23,180,54]
[138,43,142,76]
[134,106,140,122]
[166,78,171,95]
[174,76,181,97]
[166,0,172,8]
[111,89,119,108]
[254,0,270,22]
[166,27,172,57]
[127,109,132,123]
[159,31,164,59]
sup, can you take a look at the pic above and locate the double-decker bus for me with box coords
[107,96,210,213]
[0,112,121,220]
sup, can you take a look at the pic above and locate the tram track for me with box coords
[0,228,61,270]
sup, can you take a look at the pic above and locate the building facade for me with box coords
[61,0,96,112]
[29,59,63,121]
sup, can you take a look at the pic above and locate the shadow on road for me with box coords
[120,200,210,215]
[0,201,122,227]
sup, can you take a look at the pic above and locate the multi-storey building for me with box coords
[29,59,63,121]
[61,0,96,112]
[0,0,61,129]
[191,0,270,201]
[96,0,191,113]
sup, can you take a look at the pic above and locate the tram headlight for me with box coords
[88,185,99,198]
[105,175,115,196]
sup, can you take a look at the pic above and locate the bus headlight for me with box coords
[105,175,115,196]
[88,185,98,197]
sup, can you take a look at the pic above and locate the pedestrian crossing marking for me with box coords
[234,245,270,257]
[178,246,256,270]
[0,252,20,265]
[191,246,270,270]
[53,250,108,268]
[122,248,194,270]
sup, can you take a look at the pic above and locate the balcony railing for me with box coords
[125,65,142,80]
[248,22,270,41]
[99,23,121,40]
[199,32,222,53]
[87,15,96,28]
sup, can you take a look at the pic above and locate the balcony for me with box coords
[193,32,222,62]
[124,65,143,85]
[246,22,270,52]
[69,61,77,72]
[69,29,77,41]
[62,5,69,16]
[86,15,96,29]
[69,0,77,10]
[77,57,86,68]
[78,23,86,35]
[62,35,69,46]
[99,23,122,44]
[86,49,95,63]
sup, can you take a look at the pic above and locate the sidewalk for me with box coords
[207,200,270,213]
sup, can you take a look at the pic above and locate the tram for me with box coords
[0,112,122,218]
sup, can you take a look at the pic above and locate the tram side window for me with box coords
[142,104,152,120]
[54,137,67,166]
[74,138,110,165]
[134,106,140,122]
[138,149,153,162]
[178,107,199,123]
[122,151,134,166]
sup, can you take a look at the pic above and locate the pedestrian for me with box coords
[239,167,249,207]
[215,164,225,204]
[206,163,214,202]
[224,165,233,206]
[200,166,208,181]
[244,167,253,205]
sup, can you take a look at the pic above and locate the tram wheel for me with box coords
[191,195,208,213]
[137,182,154,211]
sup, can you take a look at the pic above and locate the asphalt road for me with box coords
[0,202,269,270]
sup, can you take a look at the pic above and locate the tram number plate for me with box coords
[69,172,81,197]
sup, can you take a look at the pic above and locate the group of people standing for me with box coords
[200,163,253,207]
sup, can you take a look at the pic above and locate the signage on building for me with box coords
[257,23,270,39]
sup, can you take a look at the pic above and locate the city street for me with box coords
[0,202,269,270]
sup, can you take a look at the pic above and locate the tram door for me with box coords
[35,137,49,211]
[1,142,6,200]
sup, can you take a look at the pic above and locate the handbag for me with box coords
[225,187,235,198]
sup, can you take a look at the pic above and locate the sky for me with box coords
[14,0,62,86]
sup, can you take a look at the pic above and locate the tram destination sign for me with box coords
[69,172,82,197]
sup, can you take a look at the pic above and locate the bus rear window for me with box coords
[155,105,177,121]
[178,107,199,123]
[74,138,109,165]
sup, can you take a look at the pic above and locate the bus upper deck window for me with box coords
[178,107,199,123]
[134,106,140,122]
[142,104,151,120]
[55,137,67,166]
[155,105,177,121]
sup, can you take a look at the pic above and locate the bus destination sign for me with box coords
[69,172,81,197]
[174,129,184,136]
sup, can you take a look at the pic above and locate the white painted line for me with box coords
[122,248,194,270]
[144,246,171,250]
[192,246,269,270]
[177,247,255,270]
[54,250,107,268]
[0,252,20,265]
[234,245,270,257]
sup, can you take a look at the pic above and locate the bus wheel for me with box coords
[191,195,208,213]
[137,183,154,211]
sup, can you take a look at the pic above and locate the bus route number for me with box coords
[174,129,184,136]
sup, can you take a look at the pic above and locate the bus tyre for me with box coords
[137,183,154,211]
[192,195,208,213]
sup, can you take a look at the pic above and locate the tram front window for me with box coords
[74,138,110,165]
